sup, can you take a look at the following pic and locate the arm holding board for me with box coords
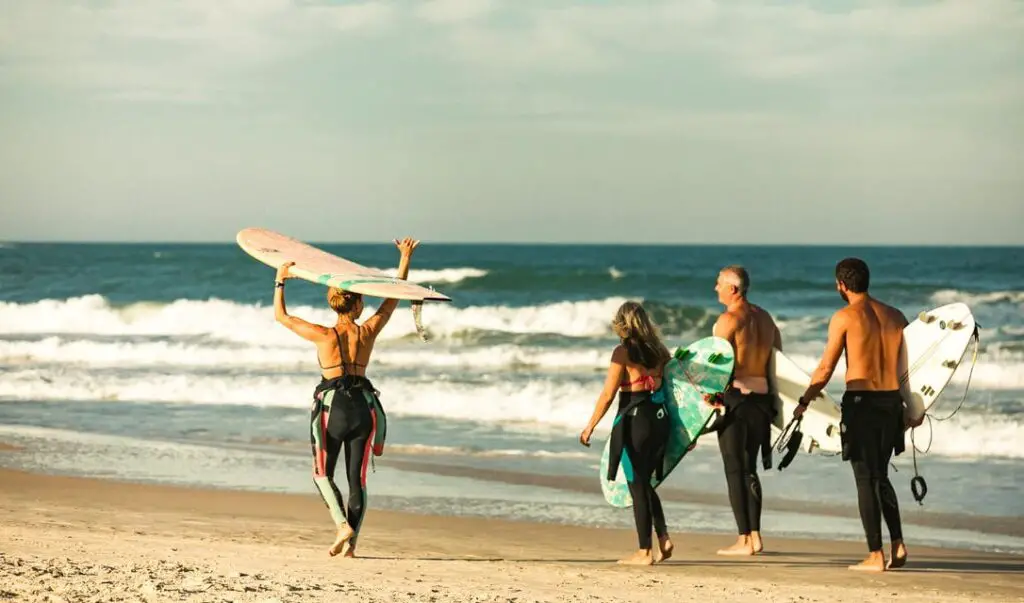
[363,238,420,336]
[274,262,331,343]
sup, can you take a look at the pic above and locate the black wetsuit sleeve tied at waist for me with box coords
[721,389,775,471]
[314,376,389,457]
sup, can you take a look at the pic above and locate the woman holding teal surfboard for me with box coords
[273,237,419,559]
[579,302,675,566]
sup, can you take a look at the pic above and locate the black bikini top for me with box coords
[318,327,367,376]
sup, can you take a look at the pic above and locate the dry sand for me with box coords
[1,469,1021,602]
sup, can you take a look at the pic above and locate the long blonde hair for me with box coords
[611,301,671,371]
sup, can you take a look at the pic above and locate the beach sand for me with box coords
[1,468,1021,603]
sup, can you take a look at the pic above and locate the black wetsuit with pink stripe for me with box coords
[309,328,387,547]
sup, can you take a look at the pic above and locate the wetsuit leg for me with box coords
[624,402,670,549]
[718,408,751,535]
[650,483,668,541]
[741,401,765,532]
[310,389,348,528]
[845,392,904,552]
[342,404,377,546]
[718,392,772,535]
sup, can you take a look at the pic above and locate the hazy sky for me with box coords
[2,0,1022,244]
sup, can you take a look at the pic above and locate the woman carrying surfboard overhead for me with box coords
[273,237,419,559]
[579,301,674,566]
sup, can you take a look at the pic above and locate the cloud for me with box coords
[416,0,495,24]
[444,18,607,72]
[1,0,1021,110]
[429,0,1023,79]
[0,0,396,103]
[306,2,396,32]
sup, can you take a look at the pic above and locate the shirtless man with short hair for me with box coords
[795,257,923,572]
[710,265,782,556]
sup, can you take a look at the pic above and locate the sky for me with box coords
[1,0,1022,245]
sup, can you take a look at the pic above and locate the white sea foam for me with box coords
[0,295,628,342]
[0,337,608,371]
[371,267,488,284]
[2,367,1021,459]
[930,289,1024,307]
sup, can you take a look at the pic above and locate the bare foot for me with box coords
[717,535,755,556]
[848,551,886,572]
[328,524,354,557]
[617,549,655,566]
[342,541,356,558]
[751,531,764,554]
[659,536,675,561]
[887,540,908,569]
[654,536,674,563]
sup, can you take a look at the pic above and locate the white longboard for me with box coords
[236,227,452,302]
[903,302,977,423]
[773,302,977,457]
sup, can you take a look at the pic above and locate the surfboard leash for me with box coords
[411,301,429,342]
[772,416,803,471]
[925,324,980,424]
[907,323,981,505]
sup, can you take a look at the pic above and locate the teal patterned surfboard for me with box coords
[599,336,735,508]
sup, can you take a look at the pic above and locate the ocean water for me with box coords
[1,242,1022,553]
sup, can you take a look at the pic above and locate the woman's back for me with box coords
[317,324,379,379]
[619,340,666,393]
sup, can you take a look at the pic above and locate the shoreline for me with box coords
[381,457,1024,539]
[2,468,1022,602]
[2,432,1021,546]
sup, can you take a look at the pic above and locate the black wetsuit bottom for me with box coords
[717,389,773,534]
[841,390,905,552]
[618,391,671,550]
[310,376,379,545]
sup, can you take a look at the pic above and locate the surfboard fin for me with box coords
[707,352,730,365]
[412,301,429,342]
[673,347,692,361]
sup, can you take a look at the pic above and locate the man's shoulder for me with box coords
[715,310,741,326]
[750,303,777,325]
[869,297,908,323]
[829,305,856,326]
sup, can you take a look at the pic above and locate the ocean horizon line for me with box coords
[2,239,1021,249]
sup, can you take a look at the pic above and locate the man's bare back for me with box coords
[713,268,781,396]
[835,298,908,391]
[796,258,914,572]
[715,304,780,391]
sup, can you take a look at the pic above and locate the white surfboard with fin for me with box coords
[236,227,452,340]
[902,302,978,424]
[772,302,978,459]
